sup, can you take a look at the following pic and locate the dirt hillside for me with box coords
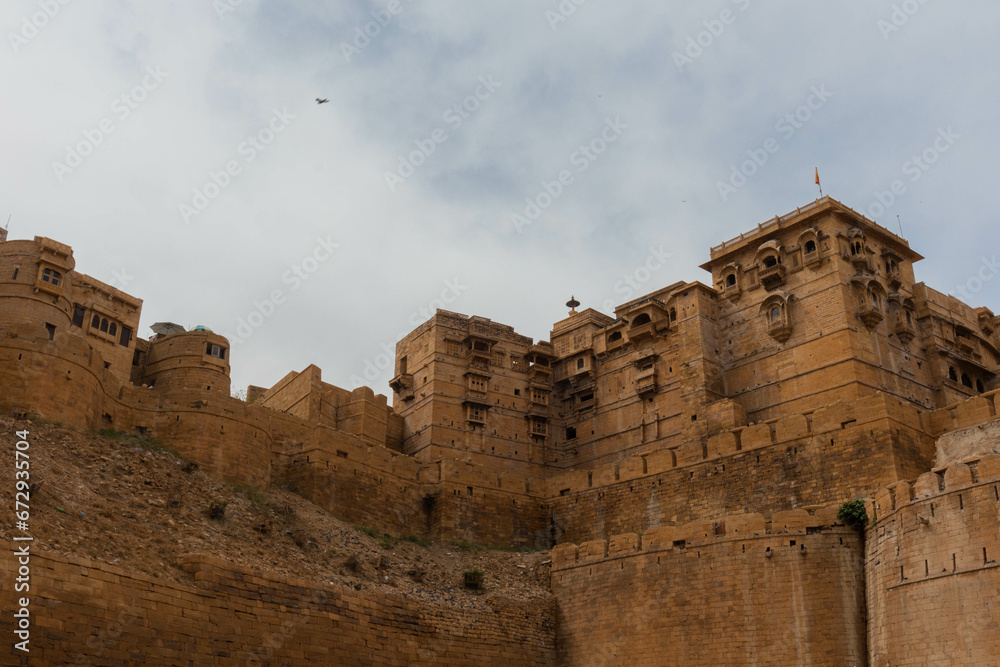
[1,417,552,611]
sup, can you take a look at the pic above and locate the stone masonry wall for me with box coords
[550,507,866,666]
[866,455,1000,665]
[0,550,556,666]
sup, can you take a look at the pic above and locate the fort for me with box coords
[1,195,998,664]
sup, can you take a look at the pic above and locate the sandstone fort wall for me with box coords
[0,549,556,666]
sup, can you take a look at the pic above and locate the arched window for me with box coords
[949,367,958,382]
[100,318,109,333]
[763,256,778,268]
[608,331,622,342]
[905,311,912,325]
[770,306,781,322]
[632,313,651,326]
[976,379,985,393]
[109,322,117,336]
[576,358,585,370]
[804,240,816,254]
[961,373,973,389]
[91,314,100,329]
[669,308,677,322]
[725,274,736,287]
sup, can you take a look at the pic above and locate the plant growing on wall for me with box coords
[837,500,868,531]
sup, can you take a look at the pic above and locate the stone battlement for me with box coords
[551,504,845,571]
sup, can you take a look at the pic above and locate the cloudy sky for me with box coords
[2,1,998,397]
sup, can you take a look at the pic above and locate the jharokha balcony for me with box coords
[758,262,787,289]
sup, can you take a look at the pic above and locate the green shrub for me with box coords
[837,500,868,531]
[462,568,484,591]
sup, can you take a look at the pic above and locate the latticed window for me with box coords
[41,268,62,286]
[468,405,485,423]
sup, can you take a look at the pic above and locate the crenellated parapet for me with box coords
[551,504,847,571]
[544,390,929,500]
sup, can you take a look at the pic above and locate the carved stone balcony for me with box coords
[759,263,787,290]
[886,266,903,290]
[465,388,487,403]
[636,372,657,396]
[893,318,917,345]
[388,373,414,400]
[629,321,654,340]
[857,304,884,329]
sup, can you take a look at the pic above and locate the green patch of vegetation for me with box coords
[354,524,381,539]
[482,542,545,553]
[447,539,542,553]
[28,414,63,428]
[462,568,484,591]
[837,499,869,531]
[230,482,268,508]
[95,428,181,458]
[352,525,431,548]
[400,535,433,548]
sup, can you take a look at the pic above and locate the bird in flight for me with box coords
[316,98,329,104]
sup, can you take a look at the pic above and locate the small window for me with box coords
[206,343,226,359]
[577,358,584,370]
[71,306,86,328]
[99,318,109,333]
[763,256,778,268]
[669,308,677,322]
[949,367,958,382]
[566,426,577,439]
[119,326,132,348]
[108,322,117,337]
[804,240,816,254]
[961,373,973,389]
[41,268,62,286]
[91,314,100,329]
[12,268,18,280]
[44,323,55,340]
[632,313,652,326]
[608,331,622,342]
[770,306,781,322]
[905,311,912,325]
[725,273,736,287]
[976,379,985,393]
[513,388,520,396]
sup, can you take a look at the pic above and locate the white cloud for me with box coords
[2,0,998,396]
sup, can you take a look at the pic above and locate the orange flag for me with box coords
[815,168,820,185]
